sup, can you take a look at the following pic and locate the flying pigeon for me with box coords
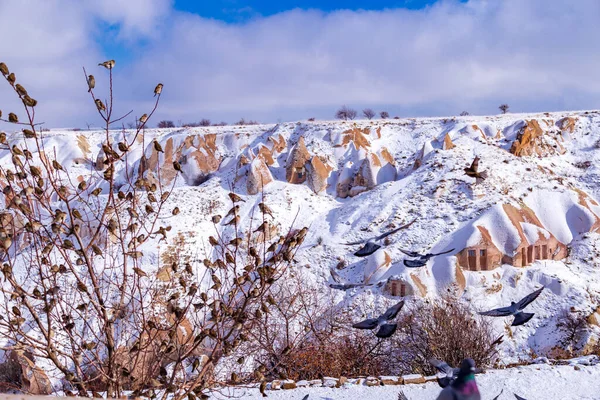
[479,287,544,326]
[401,248,455,268]
[344,219,417,257]
[352,301,404,338]
[429,358,460,388]
[435,359,481,400]
[464,156,488,184]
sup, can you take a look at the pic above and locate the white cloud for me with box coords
[1,0,600,128]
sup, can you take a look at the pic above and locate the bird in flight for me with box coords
[352,301,405,338]
[464,156,488,184]
[401,248,455,268]
[479,287,544,326]
[344,218,417,257]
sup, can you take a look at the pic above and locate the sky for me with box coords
[0,0,599,128]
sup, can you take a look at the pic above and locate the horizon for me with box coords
[1,0,599,128]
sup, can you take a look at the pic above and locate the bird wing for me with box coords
[352,318,379,330]
[436,376,453,388]
[478,306,514,317]
[354,242,381,257]
[470,156,480,173]
[430,248,455,257]
[330,268,345,284]
[397,390,409,400]
[381,301,405,321]
[375,218,417,241]
[302,395,309,400]
[516,286,544,310]
[375,323,398,338]
[492,389,504,400]
[399,248,422,258]
[514,394,527,400]
[403,259,427,268]
[343,238,368,246]
[429,359,454,376]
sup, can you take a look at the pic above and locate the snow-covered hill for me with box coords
[5,109,600,361]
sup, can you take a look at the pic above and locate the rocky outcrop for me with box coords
[509,120,565,157]
[334,127,372,150]
[306,156,331,194]
[247,157,274,195]
[286,136,311,184]
[557,116,577,133]
[443,133,455,150]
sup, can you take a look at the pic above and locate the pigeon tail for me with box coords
[354,242,381,257]
[375,323,398,338]
[437,376,453,388]
[512,312,534,326]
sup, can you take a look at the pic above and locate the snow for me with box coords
[220,364,600,399]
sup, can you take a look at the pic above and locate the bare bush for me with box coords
[0,61,303,399]
[335,106,357,121]
[307,118,315,122]
[394,116,400,119]
[362,108,375,120]
[212,122,228,127]
[393,295,501,375]
[499,104,509,114]
[380,111,389,119]
[460,111,470,116]
[234,118,259,126]
[242,274,389,381]
[556,309,590,353]
[157,120,175,128]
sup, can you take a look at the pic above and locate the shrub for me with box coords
[335,105,357,121]
[460,111,470,116]
[362,108,375,120]
[212,121,228,126]
[392,294,501,375]
[380,111,389,119]
[157,119,175,128]
[499,104,509,114]
[556,309,590,353]
[308,117,315,122]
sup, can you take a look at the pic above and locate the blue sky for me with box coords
[174,0,453,22]
[1,0,600,128]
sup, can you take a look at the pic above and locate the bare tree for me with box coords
[460,111,470,116]
[0,61,304,399]
[362,108,375,120]
[335,106,357,121]
[556,309,590,354]
[380,111,389,119]
[212,122,228,127]
[499,104,509,114]
[199,119,211,127]
[157,120,175,128]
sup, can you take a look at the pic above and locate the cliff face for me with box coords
[3,109,600,360]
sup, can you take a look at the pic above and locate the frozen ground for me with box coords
[220,363,600,399]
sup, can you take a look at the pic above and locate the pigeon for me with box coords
[435,359,480,400]
[514,394,527,400]
[464,156,488,184]
[352,301,404,338]
[430,358,460,388]
[479,287,544,326]
[328,268,366,290]
[401,248,455,268]
[344,218,417,257]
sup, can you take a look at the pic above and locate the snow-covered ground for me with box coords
[3,109,600,377]
[221,363,600,399]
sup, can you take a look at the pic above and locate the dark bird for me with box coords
[401,248,455,268]
[225,205,239,218]
[479,287,544,326]
[430,358,460,388]
[464,156,488,184]
[514,394,527,400]
[352,301,404,338]
[87,75,95,92]
[0,62,8,75]
[95,99,106,112]
[302,395,309,400]
[153,140,163,153]
[397,391,409,400]
[344,219,416,257]
[435,359,480,400]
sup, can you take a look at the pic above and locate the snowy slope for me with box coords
[5,109,600,362]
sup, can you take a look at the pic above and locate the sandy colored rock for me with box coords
[443,133,456,150]
[307,155,332,194]
[402,374,426,384]
[510,119,565,157]
[247,157,274,195]
[270,380,282,390]
[282,380,297,389]
[286,136,311,184]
